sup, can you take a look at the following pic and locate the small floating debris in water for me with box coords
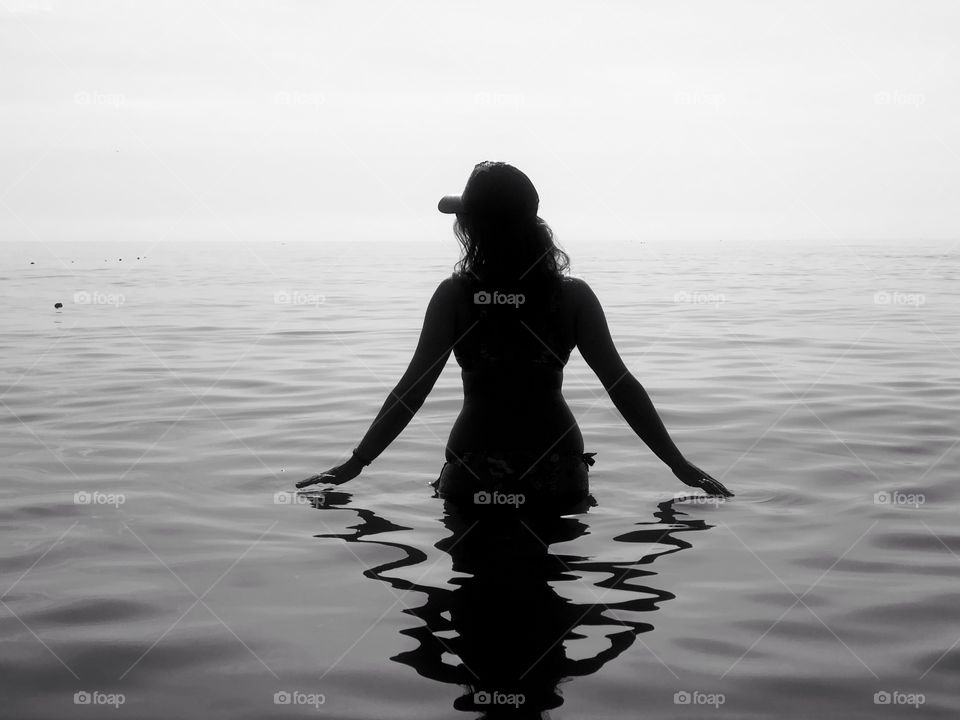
[54,302,63,310]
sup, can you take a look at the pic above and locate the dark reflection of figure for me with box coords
[307,490,713,718]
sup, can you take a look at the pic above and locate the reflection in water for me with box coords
[306,492,712,718]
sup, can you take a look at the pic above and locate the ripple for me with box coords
[2,241,958,718]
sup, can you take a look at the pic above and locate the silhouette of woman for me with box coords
[297,161,732,502]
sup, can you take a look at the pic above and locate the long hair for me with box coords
[452,215,570,287]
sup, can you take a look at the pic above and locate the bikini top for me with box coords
[451,273,573,374]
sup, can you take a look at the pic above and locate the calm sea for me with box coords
[1,239,958,719]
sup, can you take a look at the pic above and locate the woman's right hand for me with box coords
[296,457,363,489]
[671,458,733,497]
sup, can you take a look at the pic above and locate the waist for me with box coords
[461,367,563,394]
[448,403,582,456]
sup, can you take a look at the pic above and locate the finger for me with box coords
[693,467,730,496]
[695,466,718,484]
[296,473,334,489]
[705,474,732,496]
[696,474,720,493]
[706,478,734,497]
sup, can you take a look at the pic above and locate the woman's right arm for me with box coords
[572,278,732,496]
[296,277,457,489]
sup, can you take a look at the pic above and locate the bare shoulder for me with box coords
[559,275,597,310]
[561,275,591,294]
[437,274,462,296]
[432,274,467,312]
[435,273,473,300]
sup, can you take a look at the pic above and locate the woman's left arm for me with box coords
[297,278,458,488]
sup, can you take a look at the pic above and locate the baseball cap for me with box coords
[438,161,539,220]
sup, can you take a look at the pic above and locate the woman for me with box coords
[297,161,732,505]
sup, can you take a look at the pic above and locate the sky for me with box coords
[1,0,958,244]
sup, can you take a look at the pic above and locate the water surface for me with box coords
[1,239,957,718]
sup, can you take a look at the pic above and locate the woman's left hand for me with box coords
[296,457,362,489]
[672,458,734,497]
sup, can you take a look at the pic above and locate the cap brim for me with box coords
[438,195,463,214]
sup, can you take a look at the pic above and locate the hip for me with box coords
[432,449,596,509]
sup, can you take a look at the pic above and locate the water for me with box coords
[1,239,957,718]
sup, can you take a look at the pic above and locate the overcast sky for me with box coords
[1,0,957,244]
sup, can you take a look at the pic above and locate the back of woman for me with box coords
[297,161,732,508]
[449,265,576,422]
